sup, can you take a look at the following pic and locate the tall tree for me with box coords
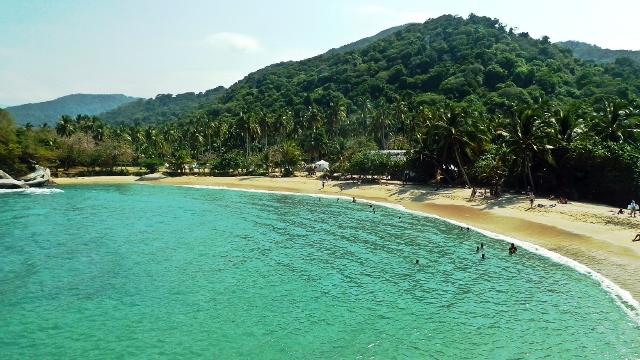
[431,104,487,187]
[498,106,557,193]
[55,115,76,139]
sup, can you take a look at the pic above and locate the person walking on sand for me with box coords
[528,193,535,208]
[630,200,637,217]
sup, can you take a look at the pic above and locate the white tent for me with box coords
[314,160,330,172]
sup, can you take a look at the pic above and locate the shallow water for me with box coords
[1,184,639,358]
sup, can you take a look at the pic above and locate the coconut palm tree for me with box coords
[590,99,640,144]
[359,99,372,138]
[236,111,259,158]
[497,106,557,193]
[55,115,76,138]
[431,104,487,187]
[326,100,346,139]
[276,140,302,176]
[370,100,392,150]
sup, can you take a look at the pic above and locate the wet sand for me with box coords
[54,175,640,301]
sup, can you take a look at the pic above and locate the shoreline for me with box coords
[54,175,640,307]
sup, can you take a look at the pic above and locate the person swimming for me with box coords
[415,259,419,264]
[481,253,485,259]
[476,246,480,253]
[480,243,484,249]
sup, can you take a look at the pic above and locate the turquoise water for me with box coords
[1,184,639,358]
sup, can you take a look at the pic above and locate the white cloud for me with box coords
[600,36,640,51]
[205,32,260,53]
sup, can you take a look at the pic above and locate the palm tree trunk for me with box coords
[455,146,471,187]
[526,153,536,194]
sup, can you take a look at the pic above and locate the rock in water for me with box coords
[0,179,28,189]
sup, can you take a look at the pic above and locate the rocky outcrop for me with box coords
[0,179,28,189]
[0,166,55,189]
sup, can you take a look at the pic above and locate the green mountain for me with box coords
[6,94,138,127]
[556,40,640,64]
[324,24,412,55]
[200,14,640,119]
[99,86,226,126]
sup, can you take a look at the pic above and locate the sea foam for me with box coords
[180,184,640,323]
[0,188,64,195]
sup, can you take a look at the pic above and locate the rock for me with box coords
[136,173,168,181]
[0,170,13,180]
[0,179,28,189]
[19,165,54,186]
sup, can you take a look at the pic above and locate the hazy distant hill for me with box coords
[324,24,412,55]
[6,94,138,126]
[556,41,640,63]
[99,86,227,126]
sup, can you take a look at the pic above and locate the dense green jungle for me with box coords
[3,14,640,206]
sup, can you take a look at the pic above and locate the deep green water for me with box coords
[1,184,639,358]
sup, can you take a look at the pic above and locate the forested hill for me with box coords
[6,94,137,127]
[99,86,226,126]
[324,24,411,55]
[201,14,640,119]
[556,40,640,64]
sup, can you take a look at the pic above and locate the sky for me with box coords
[1,0,640,107]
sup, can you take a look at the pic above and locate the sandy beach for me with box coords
[54,175,640,302]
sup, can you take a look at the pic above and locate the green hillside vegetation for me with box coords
[5,14,640,206]
[99,86,226,126]
[324,24,411,55]
[5,94,138,127]
[556,40,640,64]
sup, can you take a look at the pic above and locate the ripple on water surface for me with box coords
[0,183,638,358]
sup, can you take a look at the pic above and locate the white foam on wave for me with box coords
[0,187,64,195]
[180,184,640,323]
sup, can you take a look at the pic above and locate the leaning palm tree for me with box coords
[55,115,76,138]
[497,106,557,193]
[430,104,487,187]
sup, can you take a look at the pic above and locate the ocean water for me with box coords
[1,184,639,359]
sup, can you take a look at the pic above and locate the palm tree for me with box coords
[204,115,215,155]
[370,100,392,150]
[212,120,228,154]
[273,109,293,144]
[92,121,108,143]
[236,111,259,158]
[359,99,372,138]
[276,140,302,176]
[431,104,487,187]
[257,111,272,150]
[326,100,346,139]
[130,124,145,161]
[55,115,76,138]
[24,122,33,131]
[391,96,408,147]
[590,100,640,144]
[497,106,557,193]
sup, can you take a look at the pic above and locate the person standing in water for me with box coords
[352,197,356,203]
[481,254,486,259]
